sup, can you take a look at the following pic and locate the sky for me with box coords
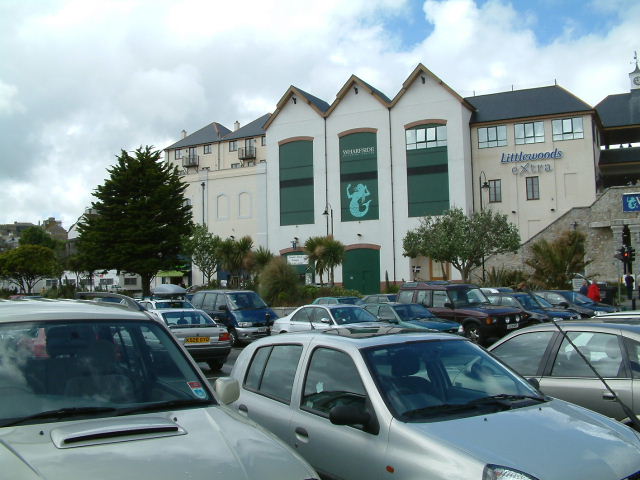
[1,0,638,229]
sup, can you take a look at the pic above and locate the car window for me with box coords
[214,294,227,309]
[154,300,194,309]
[551,332,626,378]
[331,307,378,325]
[432,291,449,308]
[378,305,396,321]
[545,293,564,304]
[291,308,312,323]
[623,337,640,379]
[161,310,214,326]
[228,292,266,310]
[363,305,379,316]
[243,344,303,403]
[395,304,434,319]
[500,296,520,308]
[310,307,330,323]
[397,290,414,304]
[491,331,555,376]
[415,290,430,306]
[200,293,217,310]
[302,348,367,419]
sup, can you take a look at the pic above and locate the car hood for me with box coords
[403,399,640,479]
[540,307,577,318]
[404,319,458,331]
[232,308,278,324]
[0,408,315,480]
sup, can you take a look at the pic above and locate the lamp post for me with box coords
[322,204,333,236]
[200,182,206,225]
[478,171,490,282]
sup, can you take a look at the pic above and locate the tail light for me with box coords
[219,331,231,342]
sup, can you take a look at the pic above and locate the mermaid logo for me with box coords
[346,183,371,218]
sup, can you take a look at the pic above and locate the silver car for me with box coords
[229,327,640,480]
[489,321,640,426]
[0,300,319,480]
[156,308,231,371]
[271,304,381,334]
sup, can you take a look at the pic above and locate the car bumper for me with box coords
[184,344,232,361]
[236,326,270,342]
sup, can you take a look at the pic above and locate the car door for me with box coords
[540,330,633,420]
[288,307,314,333]
[289,346,385,480]
[428,290,456,321]
[309,307,334,330]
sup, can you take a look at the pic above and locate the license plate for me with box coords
[506,323,519,329]
[257,327,267,333]
[185,336,210,344]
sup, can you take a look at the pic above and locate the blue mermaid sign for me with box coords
[623,193,640,212]
[346,184,371,218]
[339,131,379,221]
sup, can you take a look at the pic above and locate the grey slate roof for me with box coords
[465,85,592,124]
[595,91,640,128]
[293,87,330,113]
[166,122,231,150]
[358,78,392,104]
[223,113,271,141]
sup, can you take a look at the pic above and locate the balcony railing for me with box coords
[182,155,199,167]
[238,146,256,160]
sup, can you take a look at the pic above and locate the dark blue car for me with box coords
[363,303,462,334]
[486,292,581,323]
[536,290,618,318]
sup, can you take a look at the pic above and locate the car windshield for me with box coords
[337,297,361,305]
[534,295,553,308]
[227,292,267,310]
[331,307,379,325]
[363,339,543,422]
[393,304,434,320]
[449,287,490,307]
[0,320,214,427]
[160,310,215,327]
[153,300,194,309]
[514,294,540,310]
[571,292,595,305]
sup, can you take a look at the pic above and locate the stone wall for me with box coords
[482,186,640,283]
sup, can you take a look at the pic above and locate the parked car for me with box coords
[312,296,363,305]
[190,290,277,346]
[156,308,231,370]
[229,327,640,480]
[485,291,581,322]
[271,304,381,334]
[138,298,195,319]
[535,290,618,317]
[397,282,525,345]
[361,293,397,304]
[363,302,462,334]
[488,321,640,427]
[0,300,320,480]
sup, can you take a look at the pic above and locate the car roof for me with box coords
[194,289,254,294]
[156,308,206,314]
[0,299,150,323]
[496,321,640,336]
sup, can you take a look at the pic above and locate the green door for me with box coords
[343,249,380,295]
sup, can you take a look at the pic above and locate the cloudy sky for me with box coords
[1,0,638,229]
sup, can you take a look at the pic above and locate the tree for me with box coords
[0,245,58,293]
[217,236,253,288]
[304,236,328,285]
[77,146,193,296]
[19,226,61,251]
[403,208,520,283]
[258,257,300,306]
[321,236,345,286]
[525,230,589,289]
[183,225,222,286]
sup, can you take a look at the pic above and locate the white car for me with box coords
[229,327,640,480]
[138,298,195,318]
[0,300,319,480]
[271,304,381,334]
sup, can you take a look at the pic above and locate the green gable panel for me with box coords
[280,141,314,225]
[339,132,379,222]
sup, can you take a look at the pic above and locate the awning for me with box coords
[156,270,186,278]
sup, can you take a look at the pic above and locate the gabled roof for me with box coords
[325,75,392,115]
[465,85,592,124]
[389,63,475,111]
[595,92,640,128]
[223,113,271,141]
[264,86,330,130]
[165,122,231,150]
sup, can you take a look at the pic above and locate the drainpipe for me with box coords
[388,107,397,282]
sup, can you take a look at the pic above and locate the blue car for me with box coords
[486,292,581,323]
[536,290,618,317]
[363,302,462,334]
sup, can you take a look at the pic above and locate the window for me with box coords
[291,308,312,323]
[432,291,449,308]
[229,141,238,152]
[245,138,256,149]
[261,136,266,146]
[99,278,114,286]
[515,121,544,144]
[488,179,502,203]
[478,125,507,148]
[406,125,447,150]
[231,163,240,168]
[526,176,540,200]
[204,144,212,154]
[378,305,396,321]
[302,348,367,418]
[124,277,137,286]
[174,149,182,159]
[552,117,584,141]
[243,344,303,403]
[551,332,626,378]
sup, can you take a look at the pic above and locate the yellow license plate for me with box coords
[185,337,210,344]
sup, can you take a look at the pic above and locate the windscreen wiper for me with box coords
[1,407,117,428]
[403,403,481,419]
[115,398,213,416]
[467,394,546,406]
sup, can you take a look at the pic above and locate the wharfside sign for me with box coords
[500,148,563,163]
[623,193,640,212]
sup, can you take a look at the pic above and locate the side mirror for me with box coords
[214,377,240,404]
[558,301,569,309]
[219,304,228,311]
[320,317,331,324]
[444,302,454,309]
[526,377,540,390]
[329,404,379,435]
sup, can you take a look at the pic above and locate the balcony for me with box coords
[182,155,199,167]
[238,146,256,160]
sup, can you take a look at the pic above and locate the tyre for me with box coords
[229,328,240,347]
[463,321,484,345]
[207,359,224,371]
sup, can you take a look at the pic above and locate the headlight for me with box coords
[237,322,253,327]
[594,311,603,316]
[515,314,521,322]
[552,317,563,322]
[483,464,539,480]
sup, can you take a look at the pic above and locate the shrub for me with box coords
[258,257,300,306]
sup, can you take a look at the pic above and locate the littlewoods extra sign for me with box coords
[500,148,563,176]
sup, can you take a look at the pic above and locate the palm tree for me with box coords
[304,236,327,285]
[217,236,254,288]
[321,236,345,286]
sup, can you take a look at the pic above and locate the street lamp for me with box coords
[478,171,490,282]
[322,204,334,236]
[200,182,206,225]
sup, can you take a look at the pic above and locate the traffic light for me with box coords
[630,246,636,262]
[623,248,631,263]
[615,246,626,261]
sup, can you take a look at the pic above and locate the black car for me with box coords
[486,292,581,322]
[535,290,618,318]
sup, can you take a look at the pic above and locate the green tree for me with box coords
[183,225,222,286]
[403,208,520,283]
[525,230,589,289]
[19,226,61,250]
[0,245,58,293]
[304,236,328,285]
[77,146,193,296]
[258,257,300,306]
[321,236,345,286]
[217,236,253,288]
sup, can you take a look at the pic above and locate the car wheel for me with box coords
[463,322,484,345]
[207,359,224,371]
[229,328,240,347]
